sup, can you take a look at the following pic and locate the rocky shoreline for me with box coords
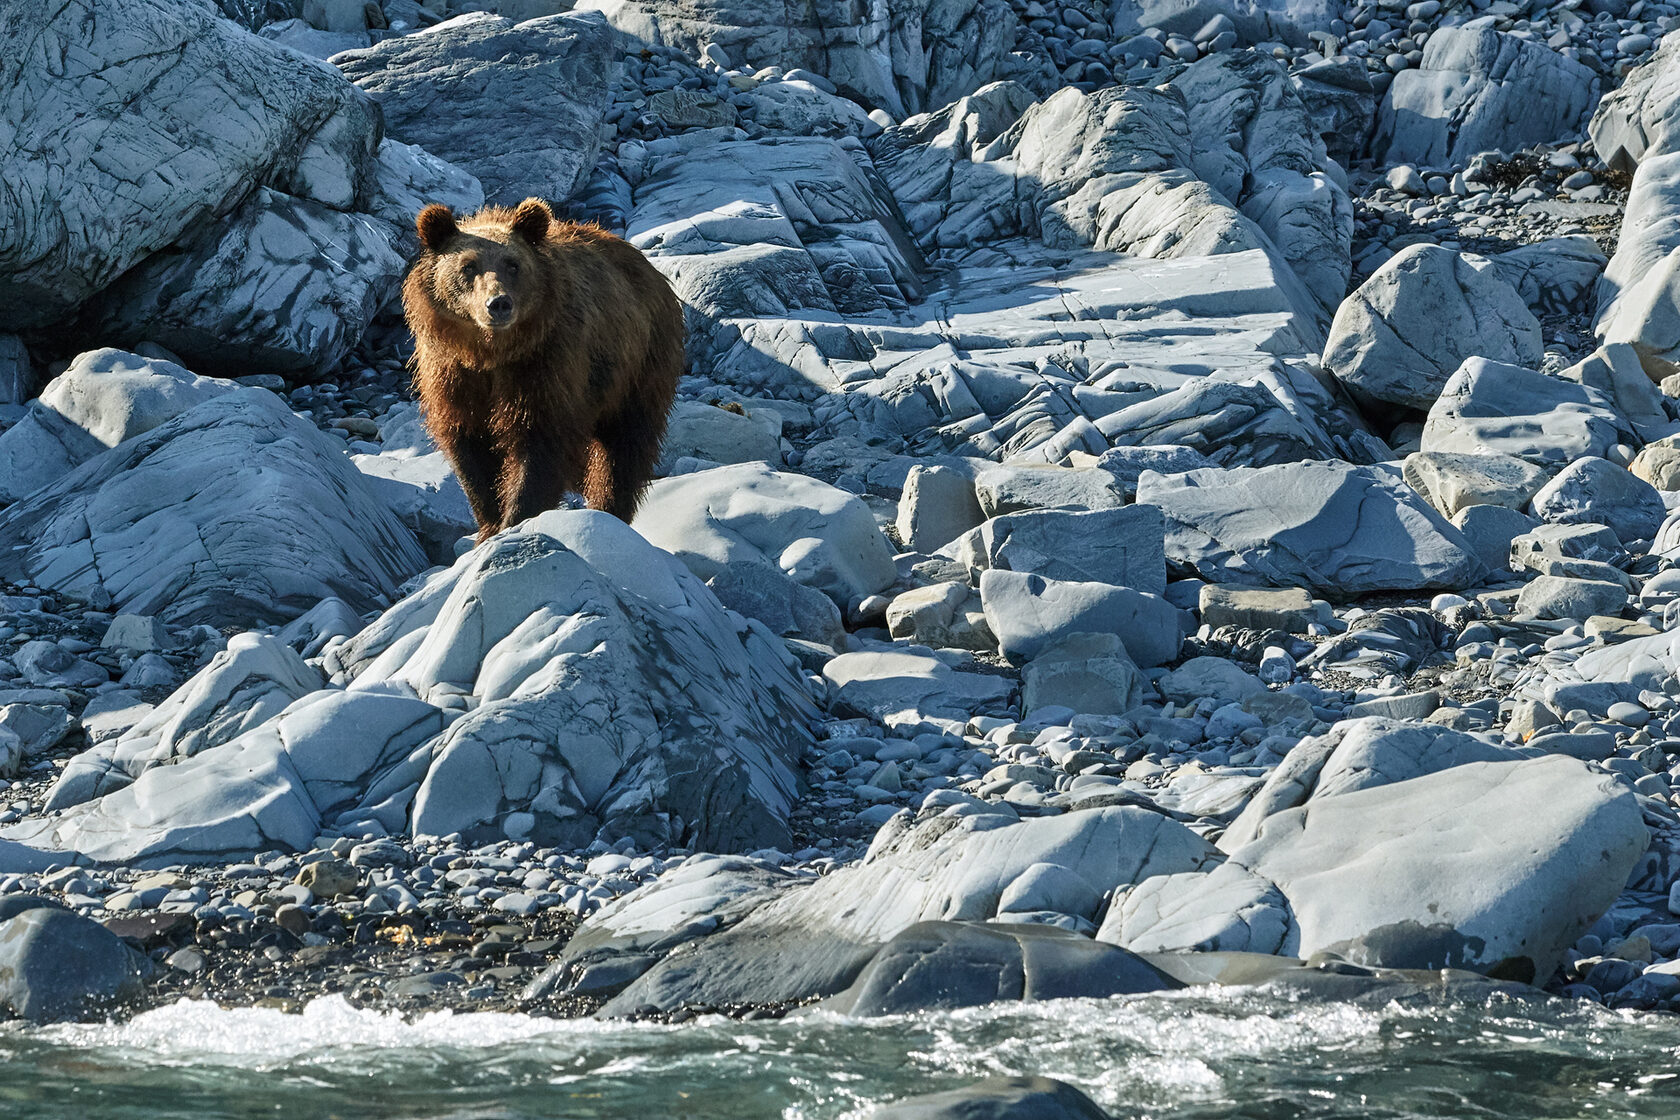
[3,2,1680,1109]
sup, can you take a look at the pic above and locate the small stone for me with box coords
[295,859,358,899]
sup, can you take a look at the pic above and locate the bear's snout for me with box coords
[485,294,514,326]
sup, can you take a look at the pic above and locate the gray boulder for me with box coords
[706,560,847,649]
[335,12,618,205]
[1322,244,1542,413]
[1136,460,1486,598]
[821,921,1176,1016]
[0,0,380,329]
[1098,859,1291,955]
[11,511,814,862]
[869,1076,1110,1120]
[1168,52,1353,316]
[1420,358,1635,467]
[1593,151,1680,382]
[1589,29,1680,173]
[0,908,152,1023]
[633,463,897,607]
[1530,457,1667,542]
[46,633,327,813]
[1224,755,1646,981]
[0,349,236,505]
[0,390,425,628]
[1371,28,1600,167]
[576,0,1056,118]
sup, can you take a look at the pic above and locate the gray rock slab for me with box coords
[0,0,380,329]
[1593,150,1680,382]
[1098,859,1291,954]
[973,463,1126,517]
[1513,575,1629,621]
[335,12,617,205]
[1402,451,1548,518]
[577,0,1055,118]
[966,506,1166,593]
[1451,504,1536,573]
[824,647,1015,727]
[1491,236,1608,318]
[980,569,1182,667]
[593,803,1219,1013]
[1224,755,1646,982]
[0,390,426,629]
[1137,460,1486,598]
[898,464,986,553]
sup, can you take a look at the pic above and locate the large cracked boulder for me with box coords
[0,0,382,329]
[1371,28,1600,167]
[9,511,814,863]
[84,188,406,380]
[1322,244,1542,414]
[335,12,618,206]
[575,0,1057,118]
[0,390,427,628]
[1135,459,1487,598]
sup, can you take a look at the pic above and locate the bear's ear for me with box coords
[510,198,553,245]
[416,204,458,253]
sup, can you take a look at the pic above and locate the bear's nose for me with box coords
[485,295,513,324]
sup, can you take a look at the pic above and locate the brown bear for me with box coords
[403,197,684,542]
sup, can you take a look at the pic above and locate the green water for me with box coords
[3,990,1678,1119]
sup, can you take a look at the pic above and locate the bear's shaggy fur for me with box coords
[403,197,683,541]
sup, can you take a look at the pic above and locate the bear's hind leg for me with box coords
[584,406,667,522]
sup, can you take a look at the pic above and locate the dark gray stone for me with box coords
[821,921,1178,1016]
[0,908,152,1022]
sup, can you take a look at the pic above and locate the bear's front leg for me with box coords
[497,439,588,533]
[439,430,506,542]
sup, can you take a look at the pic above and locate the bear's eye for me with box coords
[506,260,521,276]
[459,258,478,277]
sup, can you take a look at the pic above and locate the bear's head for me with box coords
[413,198,552,334]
